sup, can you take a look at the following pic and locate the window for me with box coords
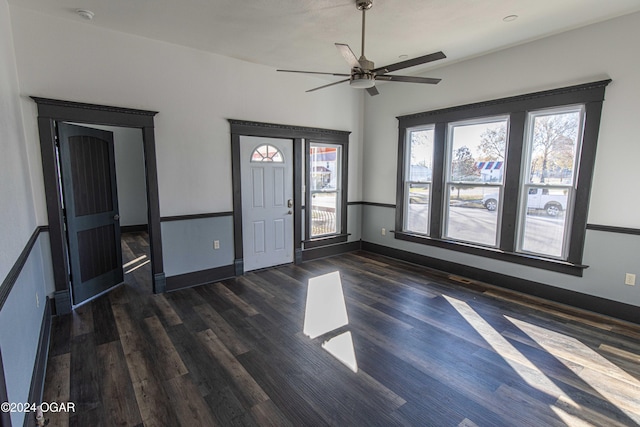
[404,127,434,235]
[517,106,583,258]
[395,80,610,275]
[306,141,348,247]
[444,117,508,247]
[251,144,284,162]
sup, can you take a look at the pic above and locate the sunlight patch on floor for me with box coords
[443,295,577,403]
[123,255,147,268]
[303,271,349,339]
[304,271,358,372]
[125,259,150,274]
[507,316,640,424]
[322,331,358,373]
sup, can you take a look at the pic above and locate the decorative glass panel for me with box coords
[251,144,284,162]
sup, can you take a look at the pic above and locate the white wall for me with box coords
[9,6,364,224]
[0,0,35,281]
[0,2,54,425]
[9,6,364,279]
[362,11,640,307]
[364,11,640,228]
[82,125,148,227]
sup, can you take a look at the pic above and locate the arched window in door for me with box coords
[251,144,284,163]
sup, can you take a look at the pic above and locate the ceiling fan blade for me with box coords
[375,75,442,84]
[306,78,350,93]
[277,69,350,77]
[374,51,446,75]
[335,43,361,69]
[366,86,379,96]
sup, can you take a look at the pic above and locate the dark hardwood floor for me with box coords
[42,232,640,426]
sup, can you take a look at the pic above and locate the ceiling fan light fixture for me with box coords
[350,73,375,89]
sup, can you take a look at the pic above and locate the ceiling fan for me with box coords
[277,0,446,96]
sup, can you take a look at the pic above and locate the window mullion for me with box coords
[500,111,525,252]
[430,122,447,239]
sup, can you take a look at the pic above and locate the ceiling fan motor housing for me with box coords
[356,0,373,10]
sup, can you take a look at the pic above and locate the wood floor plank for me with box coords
[165,374,219,427]
[143,315,189,380]
[42,235,640,426]
[151,294,183,327]
[96,341,143,426]
[197,329,269,407]
[250,399,293,427]
[42,353,70,427]
[599,343,640,363]
[194,303,251,356]
[212,282,260,317]
[71,302,94,337]
[68,333,101,426]
[91,294,119,345]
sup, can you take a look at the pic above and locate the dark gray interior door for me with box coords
[58,123,123,305]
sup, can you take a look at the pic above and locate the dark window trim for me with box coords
[305,139,349,247]
[160,212,233,222]
[393,231,585,276]
[229,120,350,274]
[586,224,640,236]
[395,80,611,275]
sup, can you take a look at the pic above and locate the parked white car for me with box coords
[482,188,567,216]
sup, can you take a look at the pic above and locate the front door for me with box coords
[58,123,124,305]
[240,136,294,271]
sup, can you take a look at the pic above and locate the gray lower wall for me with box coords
[347,204,362,243]
[162,204,362,280]
[161,216,235,278]
[0,231,55,427]
[361,204,640,308]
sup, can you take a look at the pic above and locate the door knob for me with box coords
[113,214,120,221]
[287,199,293,208]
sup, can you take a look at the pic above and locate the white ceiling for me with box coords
[9,0,640,76]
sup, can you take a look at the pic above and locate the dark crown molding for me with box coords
[228,119,351,137]
[31,97,158,117]
[397,79,612,122]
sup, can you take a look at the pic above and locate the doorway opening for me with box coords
[32,97,165,314]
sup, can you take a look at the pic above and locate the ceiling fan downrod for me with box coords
[356,0,373,59]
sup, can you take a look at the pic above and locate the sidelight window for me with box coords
[309,143,342,238]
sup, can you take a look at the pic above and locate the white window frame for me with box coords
[403,125,435,235]
[443,116,509,247]
[516,105,585,259]
[308,142,343,238]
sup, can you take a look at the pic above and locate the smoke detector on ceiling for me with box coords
[75,9,95,20]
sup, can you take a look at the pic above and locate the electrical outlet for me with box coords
[36,292,40,308]
[381,228,386,236]
[625,273,636,286]
[214,240,220,250]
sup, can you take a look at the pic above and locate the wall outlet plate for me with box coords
[381,228,386,236]
[214,240,220,250]
[624,273,636,286]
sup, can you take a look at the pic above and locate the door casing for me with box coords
[32,97,165,314]
[229,119,350,275]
